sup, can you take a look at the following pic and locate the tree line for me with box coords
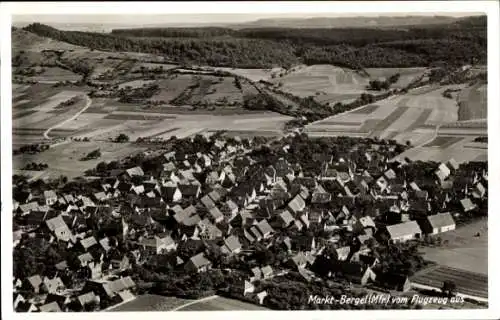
[23,19,486,69]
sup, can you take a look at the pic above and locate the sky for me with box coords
[12,12,485,26]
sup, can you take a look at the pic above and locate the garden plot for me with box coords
[202,77,244,105]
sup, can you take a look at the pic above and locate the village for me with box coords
[11,131,488,311]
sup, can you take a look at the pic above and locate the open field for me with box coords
[215,67,283,82]
[28,67,82,83]
[12,141,147,179]
[411,265,487,299]
[392,135,487,163]
[270,65,369,101]
[365,67,428,88]
[421,218,488,275]
[178,296,268,311]
[458,82,487,121]
[107,294,192,312]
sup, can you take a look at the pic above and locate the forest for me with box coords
[23,16,486,69]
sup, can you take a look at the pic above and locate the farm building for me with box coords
[419,212,456,235]
[383,221,422,243]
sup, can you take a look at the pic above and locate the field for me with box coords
[306,83,487,163]
[28,67,82,83]
[214,67,284,82]
[457,82,487,121]
[411,265,487,299]
[12,141,147,179]
[107,294,192,312]
[269,65,369,104]
[421,218,488,275]
[365,67,428,88]
[177,296,268,311]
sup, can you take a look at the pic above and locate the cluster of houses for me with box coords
[12,134,488,311]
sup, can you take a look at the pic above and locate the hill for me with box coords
[230,15,461,29]
[23,17,486,69]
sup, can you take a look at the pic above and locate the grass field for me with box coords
[29,67,82,83]
[178,296,268,311]
[107,294,192,312]
[411,265,487,299]
[270,65,369,100]
[12,141,147,179]
[458,83,487,121]
[424,136,464,148]
[421,218,487,276]
[365,67,428,88]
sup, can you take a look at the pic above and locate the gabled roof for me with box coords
[201,195,216,209]
[460,198,476,212]
[358,216,376,229]
[44,190,57,199]
[288,194,305,213]
[189,253,211,269]
[126,166,144,177]
[427,212,455,229]
[222,235,242,253]
[39,301,61,312]
[208,206,223,221]
[77,291,97,306]
[80,237,98,250]
[19,202,39,213]
[256,219,274,236]
[384,169,396,180]
[26,275,42,289]
[386,221,422,239]
[78,253,94,264]
[279,210,295,226]
[261,265,273,276]
[55,261,68,271]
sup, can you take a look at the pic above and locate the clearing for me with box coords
[421,218,487,276]
[177,296,268,311]
[457,82,487,121]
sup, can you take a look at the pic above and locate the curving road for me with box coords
[43,94,92,140]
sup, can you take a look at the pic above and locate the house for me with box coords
[75,291,100,311]
[23,274,42,293]
[208,190,222,203]
[197,218,223,240]
[221,235,242,254]
[256,291,268,305]
[162,183,183,203]
[460,198,476,213]
[243,280,255,296]
[254,219,274,239]
[39,301,62,312]
[250,267,262,282]
[78,253,94,267]
[435,163,451,182]
[278,210,295,228]
[126,166,145,178]
[288,252,308,270]
[261,265,273,279]
[110,255,131,272]
[384,169,396,181]
[339,262,377,286]
[447,158,459,172]
[55,261,68,272]
[354,216,376,234]
[138,234,177,254]
[222,200,239,221]
[99,237,112,253]
[208,207,224,223]
[13,293,25,309]
[256,291,267,304]
[42,276,65,294]
[44,190,58,206]
[473,183,486,199]
[419,212,456,235]
[201,195,216,210]
[384,221,422,243]
[178,182,201,198]
[185,253,212,273]
[78,236,98,252]
[287,194,306,214]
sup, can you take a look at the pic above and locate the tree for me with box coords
[441,280,457,298]
[115,134,130,143]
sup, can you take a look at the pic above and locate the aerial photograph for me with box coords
[8,6,489,314]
